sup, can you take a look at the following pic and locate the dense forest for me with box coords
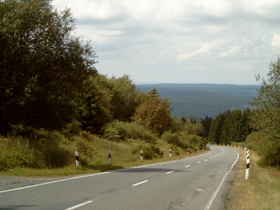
[0,0,279,169]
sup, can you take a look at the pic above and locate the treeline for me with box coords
[0,0,206,169]
[207,109,251,145]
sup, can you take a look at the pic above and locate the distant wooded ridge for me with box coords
[136,83,260,118]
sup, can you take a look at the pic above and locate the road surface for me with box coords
[0,145,239,210]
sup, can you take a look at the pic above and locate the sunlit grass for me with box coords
[0,137,206,177]
[226,148,280,210]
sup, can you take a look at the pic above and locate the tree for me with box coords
[147,88,159,98]
[250,57,280,167]
[200,116,212,139]
[110,75,139,122]
[78,74,113,134]
[132,92,172,135]
[0,0,96,133]
[208,113,224,144]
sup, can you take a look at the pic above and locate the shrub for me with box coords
[132,144,163,160]
[161,131,189,149]
[104,121,157,143]
[63,120,82,138]
[0,136,43,169]
[170,145,180,156]
[246,131,280,167]
[8,125,72,168]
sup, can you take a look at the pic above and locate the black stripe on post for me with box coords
[246,163,250,169]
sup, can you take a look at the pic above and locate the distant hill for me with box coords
[136,84,259,118]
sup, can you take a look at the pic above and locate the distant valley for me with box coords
[136,83,259,118]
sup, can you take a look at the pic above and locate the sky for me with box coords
[52,0,280,84]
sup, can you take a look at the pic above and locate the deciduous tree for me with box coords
[250,57,280,166]
[0,0,96,133]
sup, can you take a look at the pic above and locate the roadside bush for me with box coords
[162,130,205,151]
[245,131,267,155]
[170,145,180,156]
[104,121,157,143]
[161,131,190,149]
[62,120,82,139]
[0,136,41,169]
[246,131,280,167]
[132,144,163,160]
[8,125,72,168]
[73,136,96,165]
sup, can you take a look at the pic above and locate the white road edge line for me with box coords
[197,162,201,164]
[204,151,239,210]
[65,200,93,210]
[185,165,191,168]
[166,170,175,175]
[132,180,149,187]
[0,172,110,194]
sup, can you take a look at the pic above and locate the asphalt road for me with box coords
[0,145,239,210]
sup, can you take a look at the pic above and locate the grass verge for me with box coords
[0,137,207,177]
[226,148,280,210]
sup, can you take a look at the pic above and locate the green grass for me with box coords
[0,134,206,177]
[226,148,280,210]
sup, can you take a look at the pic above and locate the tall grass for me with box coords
[0,123,206,176]
[226,148,280,209]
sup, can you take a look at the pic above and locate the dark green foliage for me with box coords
[200,116,212,139]
[78,75,113,134]
[207,109,252,144]
[0,0,96,132]
[249,57,280,167]
[110,75,140,122]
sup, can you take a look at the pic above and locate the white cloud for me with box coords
[219,45,242,58]
[52,0,280,84]
[272,33,280,52]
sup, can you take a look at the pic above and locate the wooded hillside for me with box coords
[137,84,259,118]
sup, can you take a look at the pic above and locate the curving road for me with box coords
[0,146,239,210]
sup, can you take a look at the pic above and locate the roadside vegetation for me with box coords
[0,0,207,175]
[0,125,207,176]
[206,58,280,168]
[226,148,280,210]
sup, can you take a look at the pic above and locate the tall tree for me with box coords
[0,0,96,132]
[250,57,280,166]
[132,92,172,135]
[110,75,139,122]
[78,74,113,134]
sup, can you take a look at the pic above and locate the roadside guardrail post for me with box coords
[108,150,112,165]
[75,151,79,167]
[245,150,250,180]
[169,149,172,157]
[140,150,143,161]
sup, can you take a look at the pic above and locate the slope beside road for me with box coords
[0,146,239,210]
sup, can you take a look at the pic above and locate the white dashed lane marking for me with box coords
[132,180,149,187]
